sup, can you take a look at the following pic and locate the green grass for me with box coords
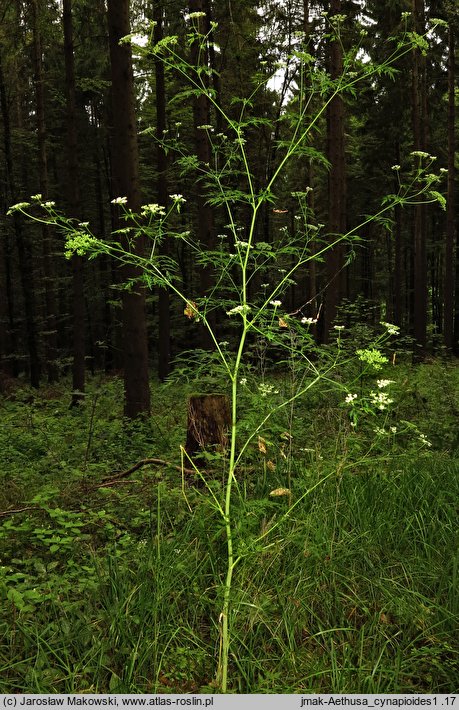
[0,366,458,693]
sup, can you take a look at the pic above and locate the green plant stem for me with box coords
[218,304,249,691]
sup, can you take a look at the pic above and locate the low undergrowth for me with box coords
[0,361,458,693]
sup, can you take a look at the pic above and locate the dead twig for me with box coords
[96,479,141,488]
[0,506,39,518]
[101,458,195,485]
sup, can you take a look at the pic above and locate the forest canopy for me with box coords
[0,0,457,408]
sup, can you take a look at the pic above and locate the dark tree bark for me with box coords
[302,0,318,327]
[0,196,15,378]
[0,61,17,378]
[30,0,59,383]
[444,23,455,351]
[411,0,428,358]
[154,0,171,381]
[0,48,41,387]
[89,99,115,373]
[185,394,231,460]
[107,0,150,418]
[204,0,223,135]
[189,0,216,348]
[393,142,403,327]
[322,0,346,341]
[63,0,86,406]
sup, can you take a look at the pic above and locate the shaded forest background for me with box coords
[1,1,459,694]
[0,0,458,413]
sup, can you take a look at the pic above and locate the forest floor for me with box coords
[0,359,458,694]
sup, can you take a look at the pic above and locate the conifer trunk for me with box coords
[63,0,85,405]
[30,0,59,382]
[322,0,346,341]
[0,54,28,381]
[444,24,456,351]
[411,0,428,358]
[154,1,171,381]
[107,0,150,418]
[189,0,216,348]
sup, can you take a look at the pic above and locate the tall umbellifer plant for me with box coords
[9,11,446,692]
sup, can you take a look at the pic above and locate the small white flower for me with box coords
[141,203,166,216]
[169,194,186,203]
[370,391,393,411]
[334,325,345,331]
[270,300,282,307]
[418,432,432,447]
[301,317,317,325]
[240,377,247,386]
[235,240,251,249]
[42,201,55,208]
[377,379,395,388]
[111,196,128,205]
[380,321,399,335]
[226,304,251,316]
[31,193,43,201]
[258,383,279,397]
[390,426,397,433]
[345,393,358,405]
[411,150,431,159]
[7,202,30,214]
[391,164,401,171]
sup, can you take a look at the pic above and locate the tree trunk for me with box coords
[107,0,150,418]
[444,24,455,351]
[63,0,86,406]
[301,0,318,329]
[393,142,403,327]
[0,48,41,387]
[185,394,231,460]
[189,0,216,349]
[322,0,346,341]
[0,198,15,377]
[154,0,171,381]
[411,0,428,359]
[30,0,59,383]
[91,99,115,372]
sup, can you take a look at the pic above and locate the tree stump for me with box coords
[185,394,231,460]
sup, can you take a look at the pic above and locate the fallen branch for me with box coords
[0,506,39,518]
[101,458,195,485]
[96,479,141,488]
